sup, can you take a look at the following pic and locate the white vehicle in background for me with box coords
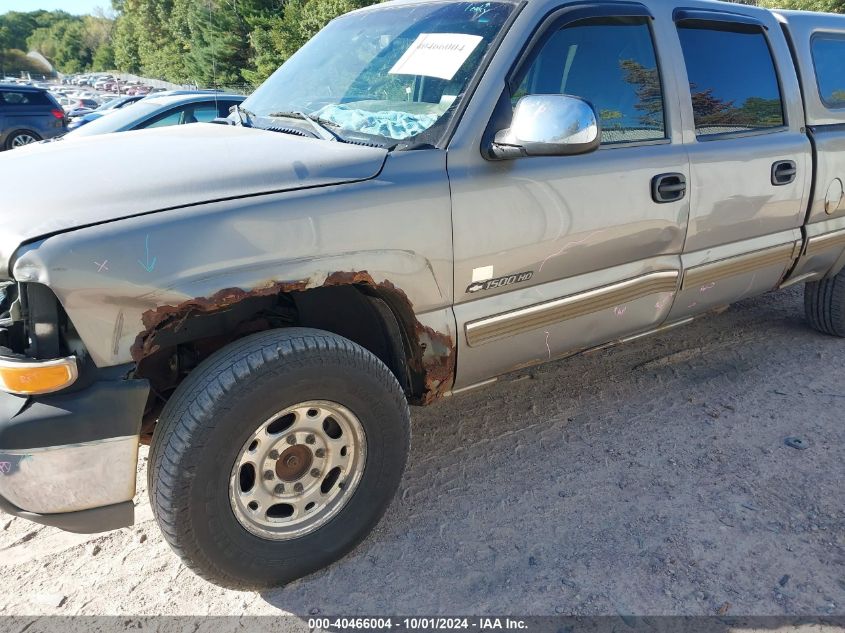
[54,96,77,111]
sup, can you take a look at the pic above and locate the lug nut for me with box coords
[263,470,274,481]
[274,484,285,495]
[294,482,304,493]
[314,448,325,458]
[269,449,279,460]
[287,435,297,445]
[305,434,316,444]
[310,468,320,478]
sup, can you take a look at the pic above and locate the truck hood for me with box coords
[0,123,388,277]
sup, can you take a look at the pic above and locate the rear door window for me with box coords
[0,91,50,106]
[811,33,845,109]
[677,21,785,136]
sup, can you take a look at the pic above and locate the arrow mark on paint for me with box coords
[138,234,157,273]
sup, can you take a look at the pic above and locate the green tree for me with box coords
[127,0,187,81]
[112,12,140,73]
[242,15,285,85]
[759,0,843,11]
[182,0,255,87]
[266,0,375,71]
[92,42,116,71]
[0,10,117,74]
[0,12,40,51]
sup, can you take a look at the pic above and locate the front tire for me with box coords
[148,328,411,589]
[804,270,845,337]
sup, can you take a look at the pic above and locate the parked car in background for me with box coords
[65,98,102,119]
[54,95,77,111]
[0,84,66,150]
[126,85,153,96]
[65,92,245,138]
[67,95,145,131]
[93,77,115,91]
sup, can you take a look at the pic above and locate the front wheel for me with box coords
[148,328,411,589]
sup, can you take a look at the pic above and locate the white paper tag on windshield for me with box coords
[389,33,483,81]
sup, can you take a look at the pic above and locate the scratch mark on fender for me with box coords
[740,272,757,297]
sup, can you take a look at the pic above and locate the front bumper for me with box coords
[0,377,149,533]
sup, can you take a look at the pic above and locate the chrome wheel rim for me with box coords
[229,400,367,540]
[11,134,37,148]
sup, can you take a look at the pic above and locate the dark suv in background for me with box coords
[0,84,67,151]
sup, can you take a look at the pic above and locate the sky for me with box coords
[0,0,107,16]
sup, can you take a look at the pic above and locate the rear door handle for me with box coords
[772,160,797,186]
[652,173,686,204]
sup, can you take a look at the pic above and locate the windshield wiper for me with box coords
[268,111,346,142]
[233,103,256,128]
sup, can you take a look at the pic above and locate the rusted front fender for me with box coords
[12,151,457,402]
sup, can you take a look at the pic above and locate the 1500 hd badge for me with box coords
[467,271,534,294]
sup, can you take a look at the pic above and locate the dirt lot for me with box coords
[1,285,843,618]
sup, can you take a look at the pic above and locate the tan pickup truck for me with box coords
[0,0,843,589]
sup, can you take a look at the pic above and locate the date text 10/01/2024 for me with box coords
[307,618,529,630]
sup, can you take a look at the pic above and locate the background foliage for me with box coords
[0,0,843,86]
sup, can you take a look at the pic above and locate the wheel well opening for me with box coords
[134,283,419,442]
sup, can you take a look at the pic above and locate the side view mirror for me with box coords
[489,94,601,160]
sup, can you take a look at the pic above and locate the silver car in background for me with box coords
[65,92,246,137]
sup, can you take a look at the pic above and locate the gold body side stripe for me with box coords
[806,229,845,257]
[680,242,796,291]
[466,271,679,348]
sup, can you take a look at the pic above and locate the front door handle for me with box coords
[772,160,797,186]
[652,173,686,204]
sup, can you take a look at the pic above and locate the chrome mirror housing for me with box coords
[490,94,601,159]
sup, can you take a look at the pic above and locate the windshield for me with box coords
[68,100,162,137]
[241,1,514,147]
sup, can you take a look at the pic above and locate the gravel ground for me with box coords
[1,285,843,619]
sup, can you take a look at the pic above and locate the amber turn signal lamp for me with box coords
[0,357,78,396]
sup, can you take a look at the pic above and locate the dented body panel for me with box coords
[0,124,390,278]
